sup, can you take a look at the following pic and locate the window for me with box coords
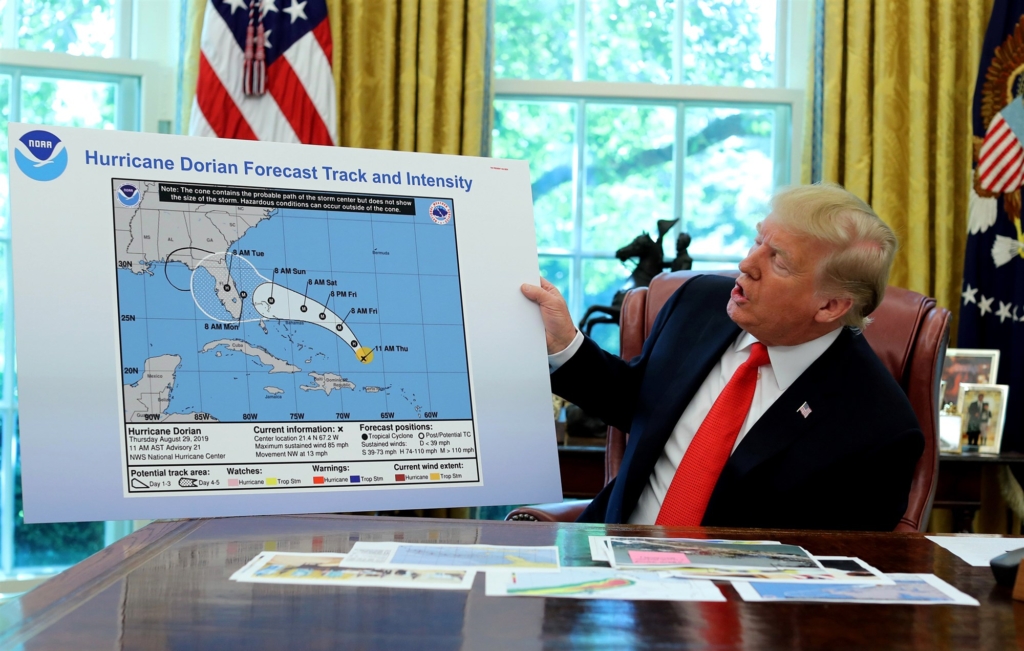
[0,0,130,58]
[0,0,175,580]
[492,0,805,353]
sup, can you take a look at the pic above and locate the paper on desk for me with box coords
[484,567,724,601]
[344,542,560,570]
[659,556,893,584]
[605,537,822,571]
[587,536,781,562]
[732,573,979,605]
[926,535,1024,567]
[229,551,476,590]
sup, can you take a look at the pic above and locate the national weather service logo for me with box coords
[116,183,141,207]
[14,130,67,182]
[429,201,452,225]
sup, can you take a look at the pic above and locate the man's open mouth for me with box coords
[731,282,747,300]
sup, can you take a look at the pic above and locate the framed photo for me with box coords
[956,383,1009,454]
[941,349,1000,407]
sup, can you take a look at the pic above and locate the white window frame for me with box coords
[0,49,168,134]
[493,0,810,327]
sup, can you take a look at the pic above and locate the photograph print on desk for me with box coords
[343,542,560,570]
[484,567,725,601]
[956,382,1009,453]
[732,573,979,605]
[941,348,1000,407]
[605,538,822,571]
[229,551,476,590]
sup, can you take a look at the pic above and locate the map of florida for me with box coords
[114,180,272,319]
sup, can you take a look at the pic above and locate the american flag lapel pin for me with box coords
[797,402,812,418]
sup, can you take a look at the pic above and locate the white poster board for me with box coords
[9,125,561,522]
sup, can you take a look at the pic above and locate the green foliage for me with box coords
[682,0,774,86]
[494,102,576,249]
[587,0,675,84]
[15,0,116,56]
[20,77,118,129]
[539,256,571,298]
[494,0,575,80]
[582,104,674,253]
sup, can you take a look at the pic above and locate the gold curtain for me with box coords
[328,0,490,155]
[180,0,490,156]
[179,0,207,133]
[811,0,992,326]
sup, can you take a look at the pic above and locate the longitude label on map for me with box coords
[114,180,479,494]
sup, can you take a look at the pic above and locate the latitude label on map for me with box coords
[112,179,479,494]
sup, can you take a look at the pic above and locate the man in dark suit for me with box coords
[966,393,985,447]
[522,183,924,531]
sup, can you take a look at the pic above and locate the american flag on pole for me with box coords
[189,0,337,145]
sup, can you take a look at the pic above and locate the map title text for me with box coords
[84,150,475,192]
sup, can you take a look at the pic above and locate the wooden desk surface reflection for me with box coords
[2,515,1022,650]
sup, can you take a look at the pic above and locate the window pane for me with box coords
[682,0,775,87]
[495,0,576,80]
[539,255,571,300]
[493,100,576,250]
[0,74,10,237]
[16,0,118,57]
[580,257,630,354]
[683,105,776,257]
[21,77,117,129]
[14,435,104,568]
[587,0,674,83]
[583,104,674,252]
[692,260,739,271]
[0,243,7,402]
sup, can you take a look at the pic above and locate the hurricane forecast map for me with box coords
[113,179,479,495]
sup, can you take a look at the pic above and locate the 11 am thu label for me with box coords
[112,179,480,494]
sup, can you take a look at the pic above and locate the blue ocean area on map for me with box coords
[118,196,471,423]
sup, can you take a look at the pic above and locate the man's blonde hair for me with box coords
[770,183,897,329]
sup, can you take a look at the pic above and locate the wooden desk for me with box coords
[1,515,1021,650]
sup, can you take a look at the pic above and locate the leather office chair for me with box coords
[508,270,951,532]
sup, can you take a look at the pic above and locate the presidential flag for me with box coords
[960,0,1024,453]
[189,0,337,145]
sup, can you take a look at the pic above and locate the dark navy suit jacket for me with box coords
[552,275,924,531]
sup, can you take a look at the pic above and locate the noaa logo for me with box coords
[14,130,68,182]
[429,201,452,225]
[116,183,141,207]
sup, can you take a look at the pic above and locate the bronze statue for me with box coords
[578,219,692,337]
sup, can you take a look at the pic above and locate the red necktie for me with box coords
[656,342,770,526]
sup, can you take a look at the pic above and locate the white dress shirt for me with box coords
[548,327,841,525]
